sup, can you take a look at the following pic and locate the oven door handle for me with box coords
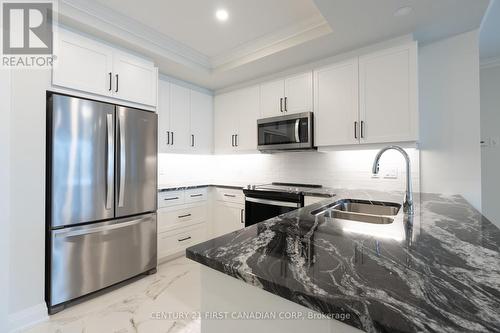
[245,197,301,208]
[294,119,300,143]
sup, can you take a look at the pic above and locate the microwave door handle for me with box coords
[294,119,300,143]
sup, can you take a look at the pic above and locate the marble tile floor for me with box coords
[23,257,201,333]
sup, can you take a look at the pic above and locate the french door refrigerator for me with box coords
[45,93,157,314]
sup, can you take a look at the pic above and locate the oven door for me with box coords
[245,197,301,227]
[257,112,313,150]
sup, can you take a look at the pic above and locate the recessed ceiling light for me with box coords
[394,6,413,17]
[215,9,229,22]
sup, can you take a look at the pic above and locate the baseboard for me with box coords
[8,303,48,333]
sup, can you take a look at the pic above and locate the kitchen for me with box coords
[1,0,500,332]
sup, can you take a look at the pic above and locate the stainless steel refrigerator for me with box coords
[45,93,157,314]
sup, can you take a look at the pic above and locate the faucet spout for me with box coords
[372,146,414,215]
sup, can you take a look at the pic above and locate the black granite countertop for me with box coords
[186,189,500,333]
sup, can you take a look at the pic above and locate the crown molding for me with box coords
[480,56,500,69]
[59,0,211,71]
[210,14,332,71]
[57,0,332,74]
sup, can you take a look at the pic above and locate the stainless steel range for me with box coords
[243,182,323,227]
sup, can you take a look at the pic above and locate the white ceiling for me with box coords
[480,0,500,60]
[58,0,491,90]
[93,0,322,58]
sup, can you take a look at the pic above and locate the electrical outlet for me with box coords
[383,168,398,179]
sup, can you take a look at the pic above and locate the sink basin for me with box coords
[332,199,401,216]
[328,210,394,224]
[311,199,401,225]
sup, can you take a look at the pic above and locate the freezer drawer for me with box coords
[49,213,157,306]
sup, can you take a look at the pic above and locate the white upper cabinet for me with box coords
[158,80,171,153]
[158,79,214,154]
[260,79,284,118]
[190,90,213,154]
[214,91,239,153]
[259,72,313,118]
[112,51,158,106]
[53,29,113,97]
[214,85,260,153]
[314,59,359,146]
[169,84,192,151]
[236,86,260,151]
[53,28,158,107]
[284,72,313,115]
[359,43,418,144]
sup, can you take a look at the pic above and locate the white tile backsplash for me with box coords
[158,148,420,191]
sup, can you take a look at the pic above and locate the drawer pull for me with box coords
[178,236,191,242]
[224,194,236,198]
[190,194,203,198]
[178,214,192,219]
[164,197,179,201]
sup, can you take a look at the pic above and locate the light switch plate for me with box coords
[383,168,398,179]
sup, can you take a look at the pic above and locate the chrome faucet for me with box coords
[372,146,414,215]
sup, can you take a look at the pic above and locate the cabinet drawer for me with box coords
[158,224,207,259]
[215,188,244,204]
[158,204,207,232]
[185,188,208,203]
[158,190,185,208]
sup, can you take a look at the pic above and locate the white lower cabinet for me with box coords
[213,201,245,238]
[157,188,209,261]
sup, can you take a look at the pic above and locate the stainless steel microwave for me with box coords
[257,112,314,151]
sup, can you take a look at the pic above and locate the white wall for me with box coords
[480,64,500,227]
[0,69,12,333]
[419,30,482,210]
[5,69,50,331]
[158,148,420,192]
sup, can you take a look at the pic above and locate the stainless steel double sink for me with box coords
[312,199,402,224]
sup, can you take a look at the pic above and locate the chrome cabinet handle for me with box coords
[360,121,365,138]
[178,214,192,218]
[115,74,119,93]
[166,131,170,145]
[294,119,300,143]
[235,134,238,147]
[164,197,179,201]
[105,114,113,210]
[354,121,358,139]
[118,115,126,207]
[231,134,235,147]
[240,209,245,224]
[178,236,191,242]
[280,98,283,112]
[190,194,203,197]
[171,132,174,145]
[191,134,195,147]
[108,72,112,91]
[284,96,288,112]
[224,194,236,198]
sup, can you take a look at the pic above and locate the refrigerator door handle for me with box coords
[54,218,146,238]
[105,114,114,210]
[118,115,126,207]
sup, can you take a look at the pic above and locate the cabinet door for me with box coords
[214,91,238,153]
[284,72,313,114]
[113,51,158,106]
[53,28,113,96]
[236,86,260,151]
[213,202,245,238]
[359,43,418,143]
[157,80,171,153]
[169,83,191,151]
[260,79,284,118]
[314,60,359,146]
[190,90,213,154]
